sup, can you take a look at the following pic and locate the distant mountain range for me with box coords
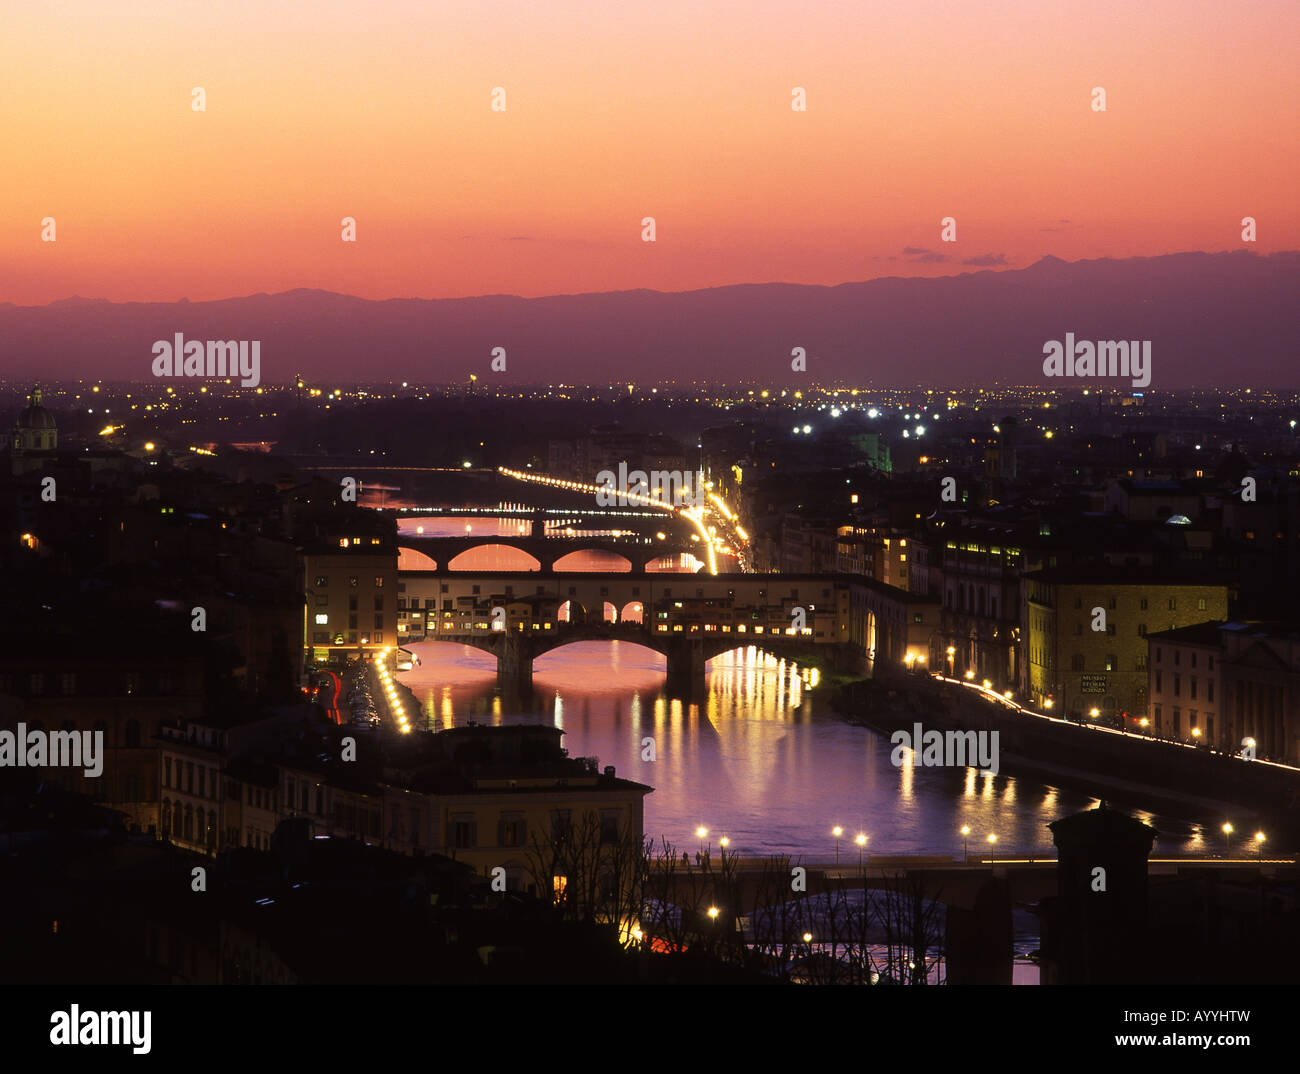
[2,251,1296,387]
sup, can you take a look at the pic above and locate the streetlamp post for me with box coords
[986,832,997,870]
[961,825,971,865]
[1221,822,1233,858]
[1254,831,1266,860]
[832,825,843,865]
[855,832,867,874]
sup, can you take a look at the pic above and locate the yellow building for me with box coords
[302,531,398,666]
[1023,568,1230,723]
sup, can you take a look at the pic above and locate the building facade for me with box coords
[1023,569,1230,723]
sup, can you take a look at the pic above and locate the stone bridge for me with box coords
[395,568,940,694]
[437,621,863,696]
[397,569,879,695]
[398,533,698,573]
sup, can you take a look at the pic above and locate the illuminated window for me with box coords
[315,614,328,625]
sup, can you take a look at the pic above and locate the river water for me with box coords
[398,639,1210,860]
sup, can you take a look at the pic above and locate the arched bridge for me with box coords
[397,569,874,696]
[397,533,701,573]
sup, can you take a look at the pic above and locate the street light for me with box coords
[961,825,971,864]
[986,832,997,869]
[855,832,867,872]
[946,646,956,675]
[832,825,843,864]
[707,906,719,922]
[1222,822,1233,857]
[1254,831,1266,859]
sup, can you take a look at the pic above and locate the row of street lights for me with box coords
[695,824,1271,957]
[374,650,411,734]
[1222,822,1268,858]
[692,818,1266,874]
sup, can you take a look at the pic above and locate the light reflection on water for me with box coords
[399,639,1205,859]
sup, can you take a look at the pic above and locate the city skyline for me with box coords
[2,0,1296,1020]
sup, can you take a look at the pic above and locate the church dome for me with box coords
[11,385,58,455]
[18,401,57,430]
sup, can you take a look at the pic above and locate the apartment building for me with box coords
[1023,567,1230,722]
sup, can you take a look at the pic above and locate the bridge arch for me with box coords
[557,599,588,624]
[553,548,633,573]
[645,552,705,573]
[397,547,438,571]
[447,544,542,571]
[602,601,618,623]
[620,601,644,624]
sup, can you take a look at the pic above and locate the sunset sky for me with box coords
[3,0,1296,304]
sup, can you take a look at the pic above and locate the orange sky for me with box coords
[2,0,1296,304]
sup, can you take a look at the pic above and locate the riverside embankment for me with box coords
[834,671,1300,847]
